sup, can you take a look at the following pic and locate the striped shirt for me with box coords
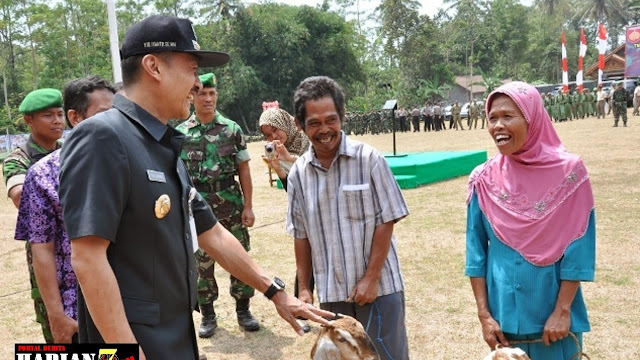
[286,132,408,303]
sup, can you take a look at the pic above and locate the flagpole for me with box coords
[577,28,587,92]
[597,23,608,86]
[561,31,569,92]
[106,0,122,83]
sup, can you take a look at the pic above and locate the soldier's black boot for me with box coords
[198,304,217,338]
[236,299,260,332]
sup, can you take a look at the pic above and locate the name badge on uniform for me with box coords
[147,169,166,183]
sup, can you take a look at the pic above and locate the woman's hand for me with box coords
[262,154,286,179]
[543,280,578,345]
[542,306,571,345]
[478,312,509,350]
[273,140,295,163]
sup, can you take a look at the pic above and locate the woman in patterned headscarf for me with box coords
[466,82,596,359]
[259,108,309,190]
[259,107,313,333]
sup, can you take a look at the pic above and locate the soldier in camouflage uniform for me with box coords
[176,73,260,337]
[3,88,65,343]
[543,93,551,119]
[370,110,381,135]
[343,112,353,135]
[558,90,567,121]
[585,88,595,117]
[612,82,629,127]
[577,89,586,119]
[549,93,558,122]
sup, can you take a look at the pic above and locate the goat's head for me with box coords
[310,315,380,360]
[482,346,531,360]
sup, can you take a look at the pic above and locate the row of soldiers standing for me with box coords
[344,110,395,135]
[543,83,629,127]
[343,100,490,136]
[398,104,449,132]
[542,88,599,122]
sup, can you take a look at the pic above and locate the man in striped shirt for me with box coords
[286,76,410,360]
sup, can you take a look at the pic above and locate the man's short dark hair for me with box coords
[121,52,177,88]
[63,75,116,128]
[121,54,144,88]
[292,76,346,130]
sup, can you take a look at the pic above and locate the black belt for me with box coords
[194,178,236,193]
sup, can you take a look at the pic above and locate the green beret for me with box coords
[199,72,217,88]
[19,88,63,114]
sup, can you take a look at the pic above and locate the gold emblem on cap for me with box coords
[154,194,171,219]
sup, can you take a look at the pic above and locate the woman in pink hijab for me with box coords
[465,82,596,359]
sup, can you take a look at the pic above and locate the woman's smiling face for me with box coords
[487,94,529,156]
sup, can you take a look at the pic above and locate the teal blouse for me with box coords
[465,193,595,335]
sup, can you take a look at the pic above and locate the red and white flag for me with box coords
[562,31,569,92]
[576,28,587,92]
[597,23,608,85]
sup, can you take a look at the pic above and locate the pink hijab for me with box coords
[467,81,594,266]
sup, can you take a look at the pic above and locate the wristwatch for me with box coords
[264,277,286,300]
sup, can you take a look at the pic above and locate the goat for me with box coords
[482,346,531,360]
[310,315,380,360]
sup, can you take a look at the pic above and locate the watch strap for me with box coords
[264,283,280,300]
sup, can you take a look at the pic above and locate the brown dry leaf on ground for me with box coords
[0,114,638,359]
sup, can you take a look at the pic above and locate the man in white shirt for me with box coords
[287,76,410,360]
[633,83,640,116]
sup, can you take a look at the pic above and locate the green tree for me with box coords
[573,0,628,24]
[417,79,452,103]
[629,0,640,24]
[203,3,363,132]
[485,0,530,79]
[153,0,195,18]
[116,0,151,38]
[398,15,452,87]
[443,0,488,101]
[197,0,241,21]
[375,0,420,65]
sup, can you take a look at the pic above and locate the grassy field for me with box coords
[0,113,638,359]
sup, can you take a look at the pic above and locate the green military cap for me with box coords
[199,72,217,88]
[19,88,63,114]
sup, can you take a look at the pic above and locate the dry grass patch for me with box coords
[0,114,638,359]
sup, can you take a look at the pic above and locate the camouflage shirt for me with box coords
[2,135,61,196]
[612,88,628,104]
[176,112,250,185]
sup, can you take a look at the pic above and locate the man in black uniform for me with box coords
[59,15,332,360]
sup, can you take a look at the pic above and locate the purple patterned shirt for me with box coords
[15,149,77,320]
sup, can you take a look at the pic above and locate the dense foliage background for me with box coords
[1,0,638,133]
